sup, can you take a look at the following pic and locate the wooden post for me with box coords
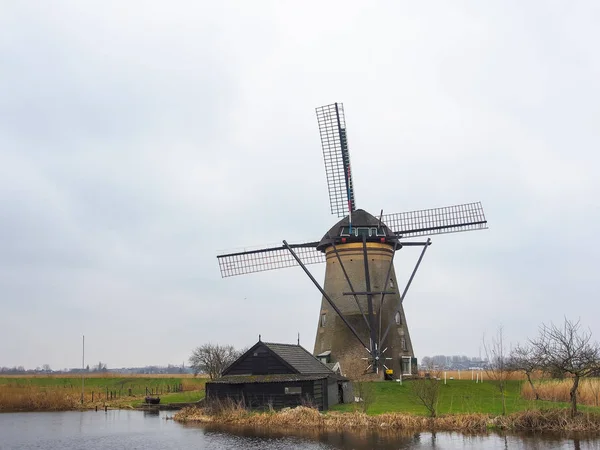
[92,392,94,402]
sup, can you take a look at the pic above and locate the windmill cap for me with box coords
[316,209,396,252]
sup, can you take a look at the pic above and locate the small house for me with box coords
[205,341,351,410]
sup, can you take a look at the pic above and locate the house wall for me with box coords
[206,380,326,410]
[326,379,353,408]
[327,379,339,408]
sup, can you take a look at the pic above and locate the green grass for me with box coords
[0,376,204,397]
[331,380,583,416]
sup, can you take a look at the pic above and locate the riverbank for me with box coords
[0,375,206,412]
[175,405,600,433]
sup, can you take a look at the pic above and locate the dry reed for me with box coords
[433,370,544,381]
[175,404,600,433]
[1,373,205,379]
[0,385,79,412]
[522,378,600,406]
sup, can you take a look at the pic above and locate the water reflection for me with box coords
[201,424,600,450]
[2,411,600,449]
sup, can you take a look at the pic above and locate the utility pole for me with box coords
[81,335,85,404]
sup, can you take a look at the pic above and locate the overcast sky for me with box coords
[1,1,599,370]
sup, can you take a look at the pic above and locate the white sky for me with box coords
[1,1,599,370]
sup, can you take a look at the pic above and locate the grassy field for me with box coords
[0,375,206,412]
[331,379,584,416]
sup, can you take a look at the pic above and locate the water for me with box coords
[1,410,600,449]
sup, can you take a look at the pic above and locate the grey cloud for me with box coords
[1,1,599,369]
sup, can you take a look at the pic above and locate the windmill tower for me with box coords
[217,103,488,378]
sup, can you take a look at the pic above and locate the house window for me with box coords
[285,386,302,395]
[401,356,412,375]
[320,313,327,327]
[401,336,407,351]
[395,311,401,326]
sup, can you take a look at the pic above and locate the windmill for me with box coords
[217,103,488,378]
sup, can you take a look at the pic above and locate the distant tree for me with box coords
[432,355,446,368]
[483,326,509,415]
[530,318,600,417]
[420,356,432,368]
[188,343,242,379]
[508,344,540,400]
[42,364,52,373]
[93,362,107,372]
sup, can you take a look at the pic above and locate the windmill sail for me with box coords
[217,242,324,278]
[316,103,356,218]
[382,202,487,238]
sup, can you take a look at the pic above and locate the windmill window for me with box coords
[320,313,327,327]
[401,336,407,351]
[395,311,401,326]
[285,386,302,395]
[355,227,370,238]
[401,356,412,375]
[389,279,394,288]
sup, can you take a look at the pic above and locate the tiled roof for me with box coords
[263,342,333,375]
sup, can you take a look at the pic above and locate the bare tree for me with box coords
[352,380,375,413]
[189,343,242,379]
[530,318,600,417]
[410,377,441,417]
[410,362,441,418]
[508,344,540,400]
[483,326,509,415]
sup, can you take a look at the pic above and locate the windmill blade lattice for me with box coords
[382,202,487,238]
[316,103,356,217]
[217,242,324,278]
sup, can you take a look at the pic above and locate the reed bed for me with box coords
[0,375,206,411]
[174,404,600,433]
[433,370,544,381]
[522,378,600,406]
[1,373,205,379]
[0,385,79,412]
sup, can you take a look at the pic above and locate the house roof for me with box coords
[263,342,333,375]
[208,374,332,384]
